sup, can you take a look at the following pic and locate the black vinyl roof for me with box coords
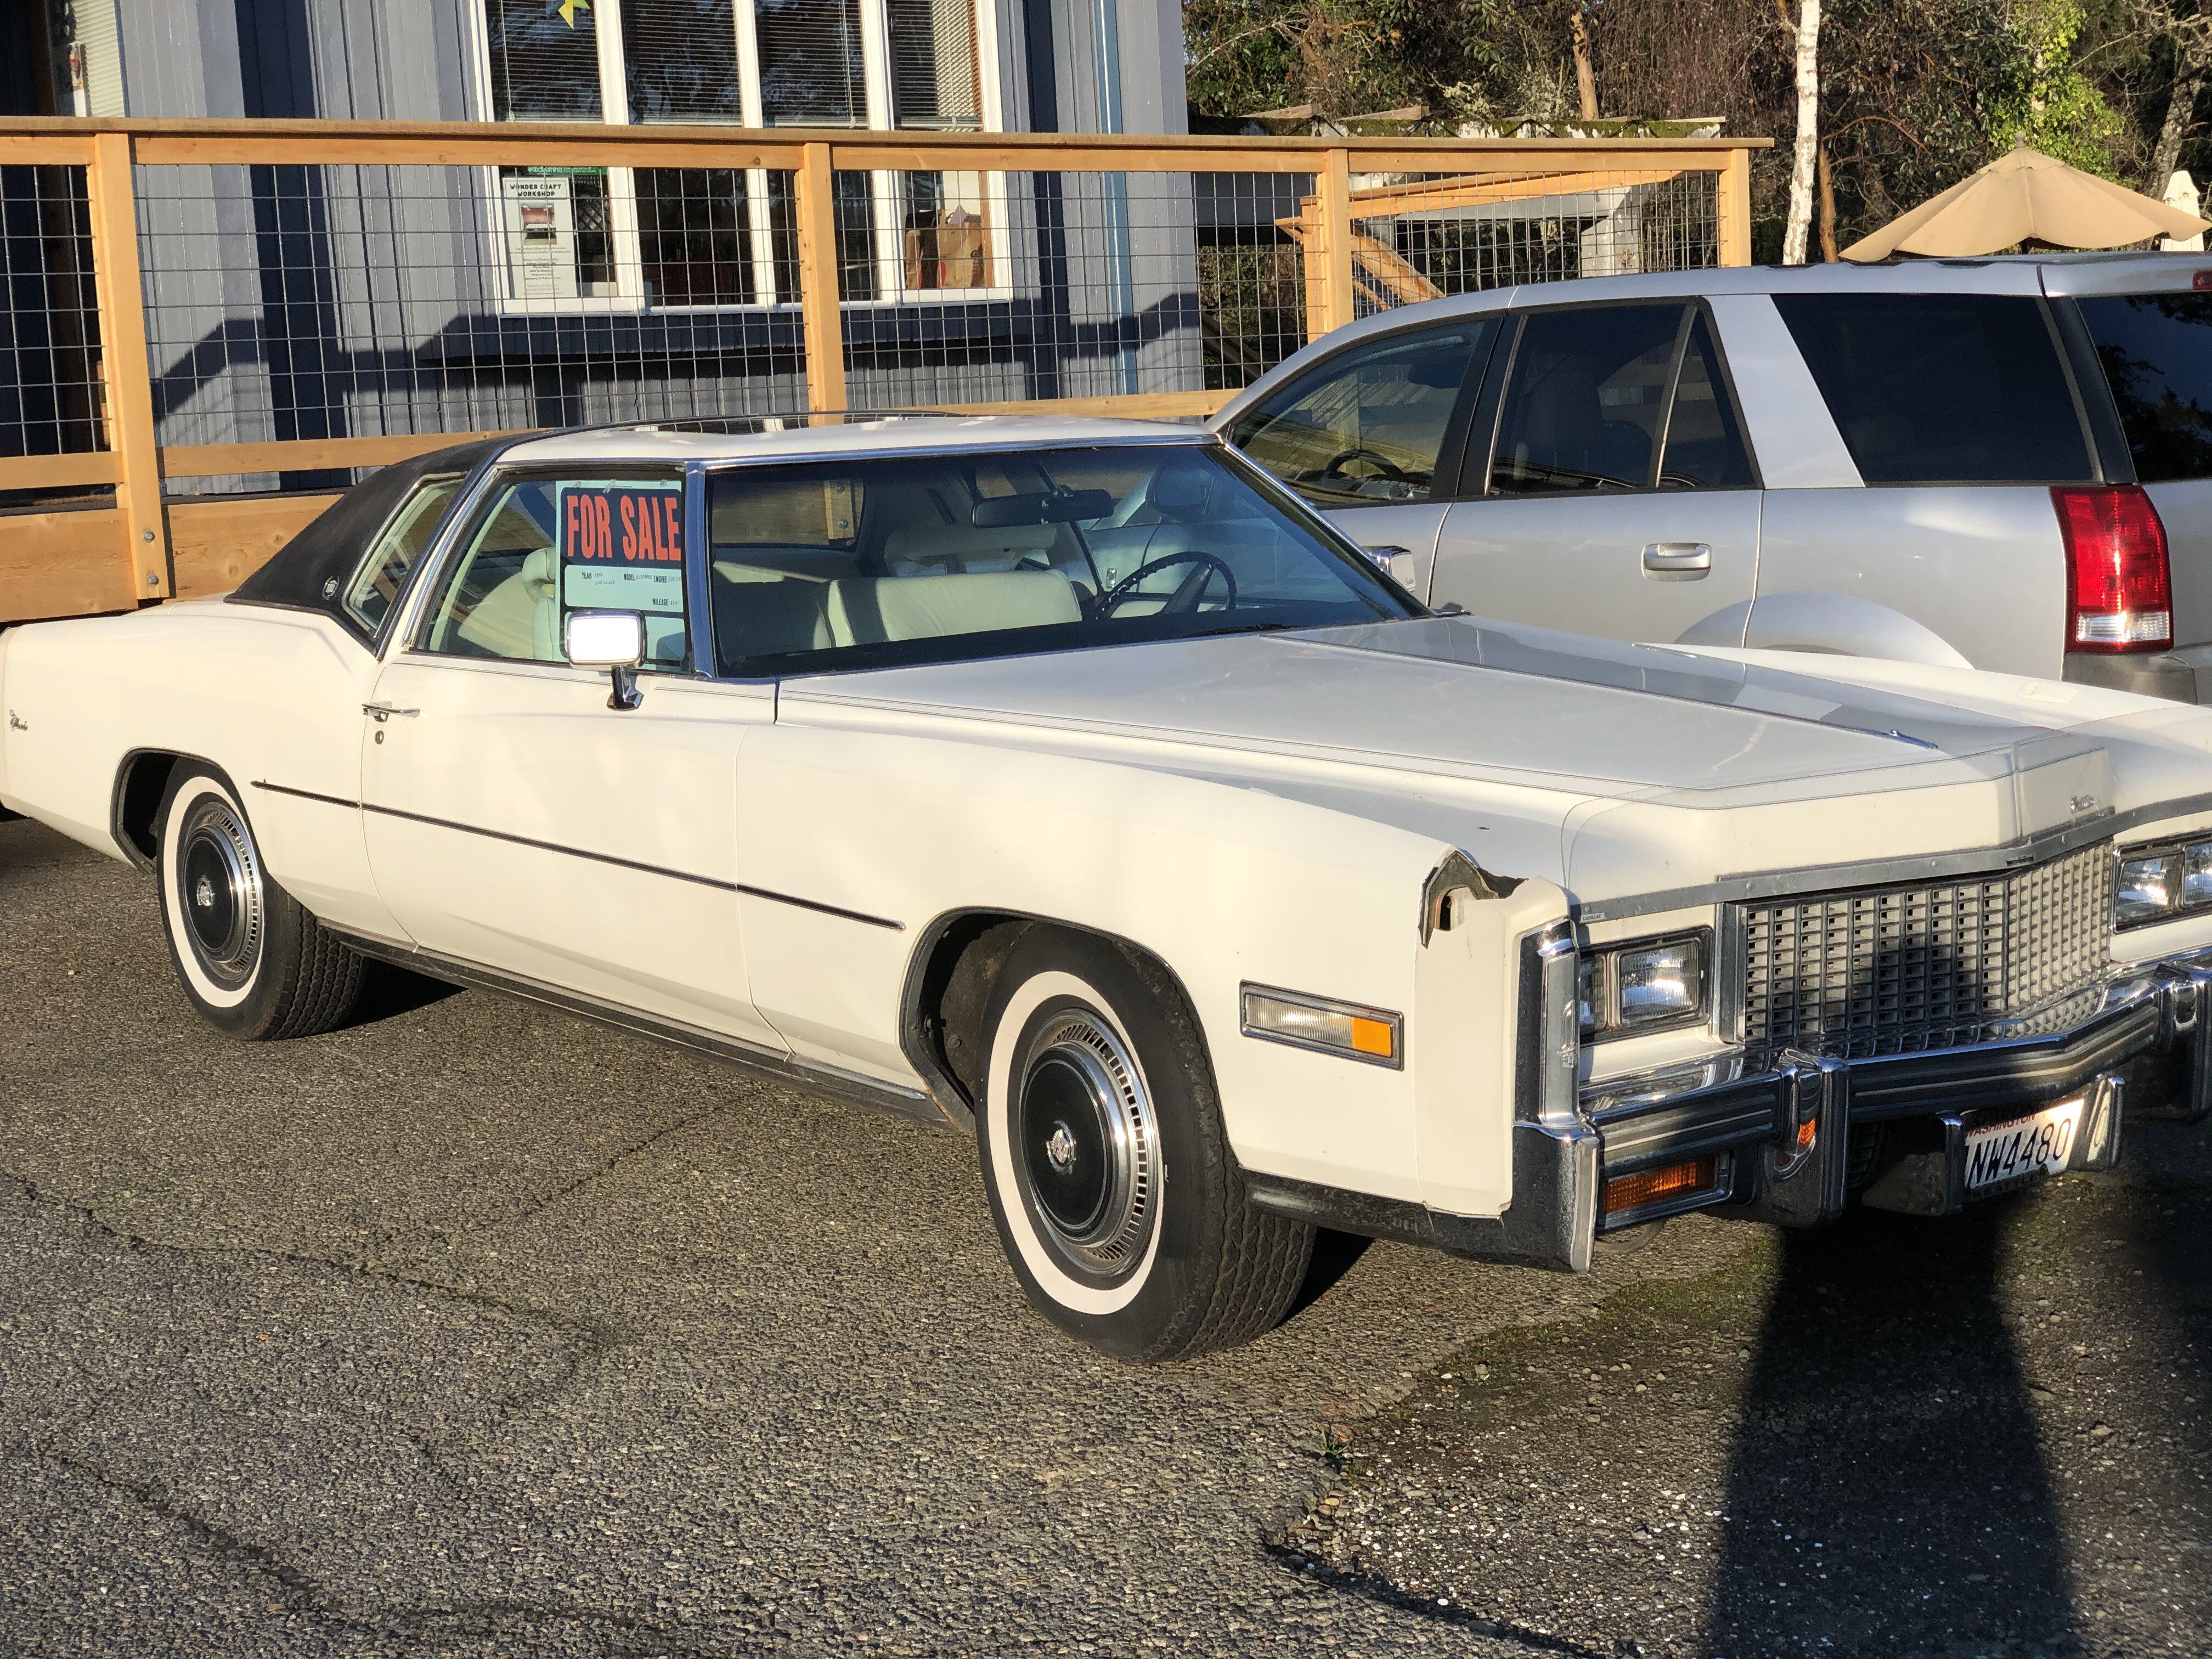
[225,436,511,643]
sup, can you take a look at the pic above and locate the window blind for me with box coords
[755,0,867,126]
[623,0,744,122]
[483,0,605,122]
[887,0,980,129]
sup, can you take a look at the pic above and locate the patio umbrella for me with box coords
[1842,145,2211,260]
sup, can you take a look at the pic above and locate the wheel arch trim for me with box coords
[110,748,231,871]
[898,906,1213,1138]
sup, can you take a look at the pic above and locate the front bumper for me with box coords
[1243,949,2212,1277]
[1578,949,2212,1236]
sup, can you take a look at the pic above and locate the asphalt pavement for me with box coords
[3,815,2207,1658]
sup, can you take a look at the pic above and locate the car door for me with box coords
[1219,317,1497,596]
[359,464,785,1051]
[1432,301,1761,644]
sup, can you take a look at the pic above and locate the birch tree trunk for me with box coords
[1570,5,1600,122]
[1784,0,1822,265]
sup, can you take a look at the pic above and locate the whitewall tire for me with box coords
[155,765,364,1040]
[975,927,1313,1361]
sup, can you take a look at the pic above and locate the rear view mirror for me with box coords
[564,610,647,710]
[971,489,1113,528]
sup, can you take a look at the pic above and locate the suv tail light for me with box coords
[2054,485,2172,652]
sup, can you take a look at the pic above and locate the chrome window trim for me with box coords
[396,460,698,670]
[340,469,467,642]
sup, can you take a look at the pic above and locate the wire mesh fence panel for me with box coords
[134,160,814,494]
[0,162,104,470]
[837,168,1210,410]
[1340,167,1722,317]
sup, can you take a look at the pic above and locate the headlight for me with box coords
[2115,837,2212,929]
[1578,930,1711,1040]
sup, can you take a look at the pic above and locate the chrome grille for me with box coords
[1738,843,2114,1059]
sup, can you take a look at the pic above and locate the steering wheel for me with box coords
[1098,551,1238,617]
[1320,447,1408,484]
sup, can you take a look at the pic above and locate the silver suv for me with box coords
[1212,254,2212,702]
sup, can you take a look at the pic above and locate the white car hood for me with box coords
[785,616,2124,907]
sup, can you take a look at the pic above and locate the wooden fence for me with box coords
[0,118,1764,625]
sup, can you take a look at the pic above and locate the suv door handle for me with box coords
[1642,542,1712,580]
[362,702,419,721]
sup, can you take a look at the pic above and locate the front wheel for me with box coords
[155,764,364,1040]
[976,927,1312,1361]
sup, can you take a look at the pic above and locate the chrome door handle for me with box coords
[1642,542,1712,580]
[362,702,419,721]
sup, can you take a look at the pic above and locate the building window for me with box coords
[484,0,607,121]
[474,0,996,311]
[755,0,869,127]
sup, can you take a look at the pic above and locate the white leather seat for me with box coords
[882,523,1062,575]
[453,544,561,661]
[825,570,1081,646]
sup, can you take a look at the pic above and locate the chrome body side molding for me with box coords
[330,930,957,1129]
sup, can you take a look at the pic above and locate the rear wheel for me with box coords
[975,927,1312,1361]
[155,765,363,1039]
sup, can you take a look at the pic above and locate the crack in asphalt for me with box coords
[414,1101,732,1252]
[0,1167,803,1656]
[1263,1543,1618,1657]
[30,1445,791,1657]
[0,1165,621,1356]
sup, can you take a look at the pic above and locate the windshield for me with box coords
[704,443,1417,679]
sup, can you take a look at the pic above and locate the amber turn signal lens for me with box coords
[1601,1156,1718,1216]
[1349,1017,1395,1057]
[1796,1116,1818,1152]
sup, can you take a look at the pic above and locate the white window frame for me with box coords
[466,0,1014,315]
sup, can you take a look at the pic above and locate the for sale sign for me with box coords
[556,482,686,616]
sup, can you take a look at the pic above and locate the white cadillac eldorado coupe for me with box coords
[5,414,2212,1359]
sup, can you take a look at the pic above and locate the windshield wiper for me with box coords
[1187,620,1295,637]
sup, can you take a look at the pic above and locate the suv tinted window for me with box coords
[2079,292,2212,482]
[1660,312,1755,490]
[1775,294,2092,484]
[1228,323,1485,506]
[1489,304,1684,494]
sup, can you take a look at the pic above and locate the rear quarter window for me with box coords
[2078,292,2212,482]
[1774,293,2094,484]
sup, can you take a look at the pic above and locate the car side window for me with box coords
[1487,304,1686,495]
[1658,312,1755,490]
[415,474,691,670]
[1228,323,1486,507]
[342,475,462,635]
[1773,292,2094,484]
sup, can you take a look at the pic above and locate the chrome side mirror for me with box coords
[565,610,646,710]
[1362,544,1421,592]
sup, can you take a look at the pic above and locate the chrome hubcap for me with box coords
[1015,1008,1159,1278]
[175,796,263,989]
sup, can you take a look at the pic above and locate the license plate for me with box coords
[1963,1098,2083,1195]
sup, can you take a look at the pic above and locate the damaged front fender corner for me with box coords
[1420,848,1523,945]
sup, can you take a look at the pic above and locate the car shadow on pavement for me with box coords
[347,960,464,1026]
[1701,1204,2079,1659]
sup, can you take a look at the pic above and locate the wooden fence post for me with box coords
[85,131,168,599]
[796,142,848,415]
[1718,146,1753,267]
[1314,146,1357,341]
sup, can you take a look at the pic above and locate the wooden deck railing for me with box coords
[0,118,1765,625]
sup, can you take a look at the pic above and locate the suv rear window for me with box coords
[2078,292,2212,483]
[1773,294,2094,484]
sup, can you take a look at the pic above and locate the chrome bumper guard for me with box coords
[1582,949,2212,1235]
